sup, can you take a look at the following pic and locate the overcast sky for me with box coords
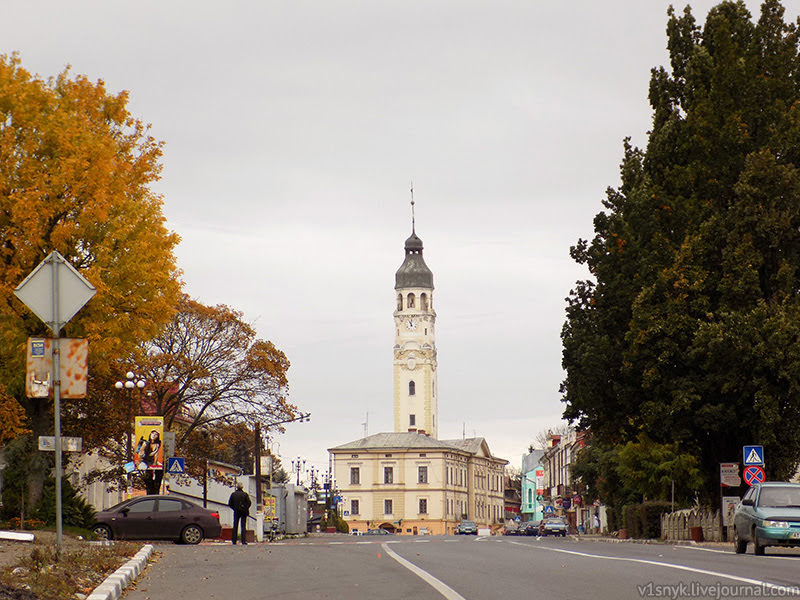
[5,1,798,482]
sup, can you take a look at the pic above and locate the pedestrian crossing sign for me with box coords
[743,445,764,466]
[167,457,185,474]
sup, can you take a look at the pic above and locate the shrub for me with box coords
[622,504,641,538]
[622,501,673,539]
[29,478,96,529]
[639,501,672,539]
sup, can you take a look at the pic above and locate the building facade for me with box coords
[520,449,545,522]
[330,432,506,535]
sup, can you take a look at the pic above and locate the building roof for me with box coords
[329,432,508,465]
[441,438,508,464]
[329,432,455,452]
[395,231,434,290]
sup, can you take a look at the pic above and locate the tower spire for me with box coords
[410,181,415,233]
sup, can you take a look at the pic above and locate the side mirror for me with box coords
[120,507,130,515]
[741,498,754,506]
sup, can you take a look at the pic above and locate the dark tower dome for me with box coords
[395,230,434,289]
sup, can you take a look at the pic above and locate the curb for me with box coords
[86,544,153,600]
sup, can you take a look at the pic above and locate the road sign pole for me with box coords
[50,254,63,549]
[14,251,96,550]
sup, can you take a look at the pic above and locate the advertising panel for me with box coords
[25,338,89,398]
[134,416,164,470]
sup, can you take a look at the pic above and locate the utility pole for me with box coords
[255,426,262,510]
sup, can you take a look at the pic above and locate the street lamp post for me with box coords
[115,371,145,496]
[292,457,306,486]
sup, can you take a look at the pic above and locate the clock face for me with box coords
[406,319,418,331]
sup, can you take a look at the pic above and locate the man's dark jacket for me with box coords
[229,489,251,515]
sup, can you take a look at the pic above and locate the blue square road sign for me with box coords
[743,445,764,466]
[167,457,185,474]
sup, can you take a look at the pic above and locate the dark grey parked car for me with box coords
[91,495,222,545]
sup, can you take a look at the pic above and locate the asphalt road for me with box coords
[122,535,800,600]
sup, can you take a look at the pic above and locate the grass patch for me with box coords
[0,535,141,600]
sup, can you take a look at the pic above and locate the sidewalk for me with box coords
[577,533,731,549]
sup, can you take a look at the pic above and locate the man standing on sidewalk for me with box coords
[228,482,251,545]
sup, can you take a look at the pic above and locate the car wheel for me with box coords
[733,527,747,554]
[180,524,204,545]
[92,524,112,541]
[753,535,765,556]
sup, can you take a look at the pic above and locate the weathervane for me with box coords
[410,181,416,233]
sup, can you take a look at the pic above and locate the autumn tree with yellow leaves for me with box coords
[74,295,297,490]
[0,54,181,504]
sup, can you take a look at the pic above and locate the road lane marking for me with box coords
[382,543,466,600]
[507,540,795,590]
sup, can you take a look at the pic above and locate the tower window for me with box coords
[420,293,428,310]
[407,293,415,308]
[397,294,403,311]
[409,381,416,396]
[409,414,416,426]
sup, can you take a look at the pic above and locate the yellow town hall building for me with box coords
[329,218,507,535]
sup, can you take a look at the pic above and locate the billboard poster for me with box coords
[535,468,545,494]
[25,338,89,398]
[134,416,164,470]
[264,495,276,519]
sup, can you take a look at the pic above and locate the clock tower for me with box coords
[394,220,438,438]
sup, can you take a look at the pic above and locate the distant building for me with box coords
[330,432,506,535]
[330,214,507,535]
[521,449,545,522]
[541,428,587,532]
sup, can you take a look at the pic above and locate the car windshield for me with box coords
[461,521,476,527]
[759,487,800,508]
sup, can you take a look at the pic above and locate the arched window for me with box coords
[409,380,416,395]
[397,294,403,311]
[407,293,415,308]
[420,293,428,310]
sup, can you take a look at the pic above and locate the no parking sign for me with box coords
[743,465,765,486]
